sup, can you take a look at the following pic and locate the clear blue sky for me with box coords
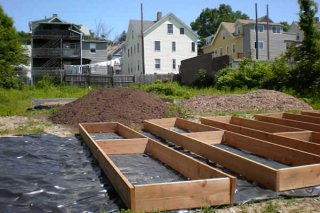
[1,0,320,40]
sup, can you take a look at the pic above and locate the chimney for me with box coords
[156,12,162,22]
[52,14,58,18]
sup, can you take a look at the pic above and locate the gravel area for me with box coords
[181,90,312,113]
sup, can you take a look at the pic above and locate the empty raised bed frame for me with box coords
[144,118,320,191]
[302,110,320,118]
[200,116,320,154]
[79,122,236,212]
[255,113,320,132]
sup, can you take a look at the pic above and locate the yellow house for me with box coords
[203,20,248,59]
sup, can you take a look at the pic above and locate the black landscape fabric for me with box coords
[0,133,320,212]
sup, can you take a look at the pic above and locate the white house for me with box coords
[122,12,198,76]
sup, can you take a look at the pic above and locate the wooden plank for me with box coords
[255,114,320,132]
[79,122,117,133]
[116,123,146,139]
[302,110,320,118]
[278,164,320,191]
[312,132,320,143]
[79,124,133,207]
[144,121,279,190]
[225,131,320,166]
[145,118,177,128]
[283,113,320,124]
[202,117,320,155]
[133,179,231,211]
[183,131,225,144]
[274,131,313,142]
[175,118,219,132]
[97,138,148,154]
[231,116,303,133]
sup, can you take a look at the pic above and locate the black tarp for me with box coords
[1,133,320,213]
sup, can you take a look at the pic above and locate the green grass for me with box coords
[131,82,253,100]
[0,86,89,116]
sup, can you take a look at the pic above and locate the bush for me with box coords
[192,69,214,88]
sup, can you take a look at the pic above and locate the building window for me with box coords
[255,24,264,32]
[272,26,281,33]
[172,59,176,69]
[180,28,184,34]
[255,41,264,49]
[132,30,134,39]
[134,45,136,54]
[191,42,195,52]
[127,49,129,57]
[219,47,223,56]
[131,47,132,55]
[138,60,140,71]
[172,41,176,52]
[137,43,139,53]
[232,44,236,53]
[226,45,229,54]
[155,59,161,69]
[236,25,241,35]
[214,48,217,56]
[154,41,160,51]
[222,31,226,40]
[167,24,173,34]
[296,33,300,41]
[90,43,96,53]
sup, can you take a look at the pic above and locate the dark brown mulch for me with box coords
[49,88,170,127]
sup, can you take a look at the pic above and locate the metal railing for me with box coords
[32,48,81,58]
[32,30,80,39]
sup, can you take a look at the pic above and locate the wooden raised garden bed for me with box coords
[255,112,320,132]
[200,116,320,154]
[144,118,320,192]
[79,122,236,212]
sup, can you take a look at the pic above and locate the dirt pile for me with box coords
[181,90,313,113]
[50,88,169,127]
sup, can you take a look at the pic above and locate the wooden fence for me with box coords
[64,74,135,87]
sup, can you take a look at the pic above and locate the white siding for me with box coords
[143,18,197,75]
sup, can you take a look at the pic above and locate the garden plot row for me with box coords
[79,122,236,212]
[144,117,320,192]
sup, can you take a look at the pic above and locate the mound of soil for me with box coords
[181,90,313,113]
[50,88,169,127]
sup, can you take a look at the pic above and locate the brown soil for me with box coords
[49,88,170,128]
[181,89,313,114]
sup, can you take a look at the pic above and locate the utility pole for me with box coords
[141,3,145,75]
[255,3,259,60]
[266,4,270,60]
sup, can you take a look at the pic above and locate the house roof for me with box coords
[29,14,90,36]
[126,12,198,41]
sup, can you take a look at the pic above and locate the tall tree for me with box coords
[191,4,248,53]
[298,0,320,61]
[17,31,31,45]
[280,21,290,32]
[0,6,24,88]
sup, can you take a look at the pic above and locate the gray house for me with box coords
[29,14,108,82]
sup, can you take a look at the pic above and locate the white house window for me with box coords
[154,41,160,51]
[272,26,281,33]
[191,42,195,52]
[232,44,236,53]
[219,47,223,56]
[226,45,229,54]
[137,43,139,53]
[134,45,136,54]
[155,59,161,69]
[172,59,176,69]
[180,28,184,34]
[90,43,96,53]
[172,41,176,52]
[138,60,140,71]
[255,41,264,49]
[167,24,173,34]
[222,31,226,40]
[214,48,217,56]
[297,33,300,40]
[255,24,264,32]
[127,49,129,57]
[236,25,241,35]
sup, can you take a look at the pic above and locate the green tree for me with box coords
[0,6,24,88]
[280,21,290,32]
[191,4,248,52]
[17,31,31,45]
[289,0,320,94]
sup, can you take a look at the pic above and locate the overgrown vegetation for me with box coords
[0,86,89,116]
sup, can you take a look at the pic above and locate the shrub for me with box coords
[192,69,214,88]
